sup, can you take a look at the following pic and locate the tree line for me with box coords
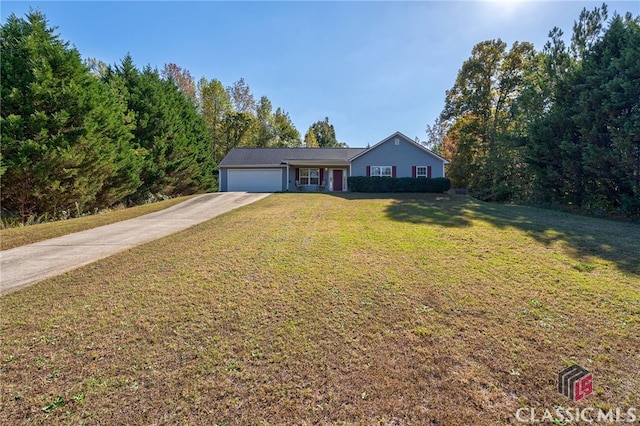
[426,4,639,219]
[0,10,342,223]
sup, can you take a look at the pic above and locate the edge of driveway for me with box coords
[0,192,271,295]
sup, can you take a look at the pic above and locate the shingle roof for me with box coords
[219,148,368,167]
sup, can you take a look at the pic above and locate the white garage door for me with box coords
[228,169,282,192]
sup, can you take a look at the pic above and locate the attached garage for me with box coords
[226,168,283,192]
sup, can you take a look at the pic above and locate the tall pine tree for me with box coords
[527,8,639,216]
[1,11,137,220]
[105,56,215,199]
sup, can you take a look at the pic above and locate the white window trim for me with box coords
[300,168,320,185]
[416,166,428,178]
[371,166,392,177]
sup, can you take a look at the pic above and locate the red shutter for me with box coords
[392,166,397,177]
[411,166,416,178]
[427,166,432,178]
[295,168,299,181]
[366,166,370,177]
[319,168,324,186]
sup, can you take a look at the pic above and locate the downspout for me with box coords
[284,162,290,191]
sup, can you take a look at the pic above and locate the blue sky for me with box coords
[2,1,638,148]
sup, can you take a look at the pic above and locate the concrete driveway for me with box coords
[0,192,270,295]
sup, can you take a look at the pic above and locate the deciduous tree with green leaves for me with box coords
[197,77,233,164]
[272,108,301,147]
[440,39,535,200]
[254,96,275,148]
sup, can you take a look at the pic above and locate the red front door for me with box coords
[333,170,343,192]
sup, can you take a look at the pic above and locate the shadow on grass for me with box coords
[319,192,640,276]
[465,202,640,275]
[319,192,475,227]
[382,194,476,228]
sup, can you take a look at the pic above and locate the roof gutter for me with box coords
[218,164,286,168]
[281,160,351,167]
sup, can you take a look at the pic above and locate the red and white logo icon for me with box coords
[558,364,593,402]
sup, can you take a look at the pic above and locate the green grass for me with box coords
[1,193,638,424]
[0,195,197,250]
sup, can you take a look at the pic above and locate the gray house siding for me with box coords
[350,136,445,178]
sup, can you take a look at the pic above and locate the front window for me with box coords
[416,166,427,178]
[300,168,319,185]
[371,166,392,177]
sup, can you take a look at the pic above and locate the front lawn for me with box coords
[1,193,638,424]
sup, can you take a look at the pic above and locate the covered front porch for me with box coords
[284,161,349,192]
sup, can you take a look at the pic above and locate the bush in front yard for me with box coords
[347,177,451,193]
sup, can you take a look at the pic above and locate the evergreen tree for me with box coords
[307,117,339,147]
[528,11,640,216]
[1,11,137,220]
[105,56,215,199]
[92,72,143,208]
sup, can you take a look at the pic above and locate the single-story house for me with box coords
[218,131,449,192]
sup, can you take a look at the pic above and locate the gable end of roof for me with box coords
[349,131,449,163]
